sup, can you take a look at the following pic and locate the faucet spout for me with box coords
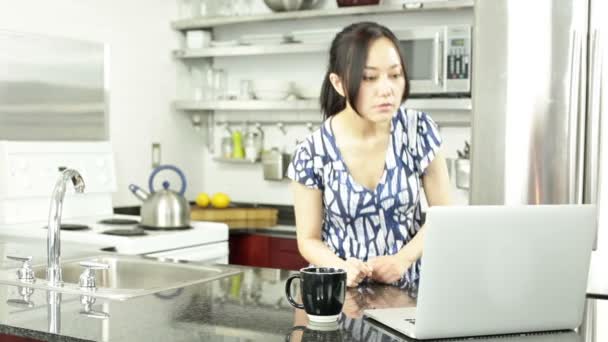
[47,168,85,287]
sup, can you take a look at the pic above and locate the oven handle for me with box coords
[144,242,228,262]
[433,32,444,89]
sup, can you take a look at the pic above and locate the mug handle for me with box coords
[285,326,306,342]
[285,274,305,310]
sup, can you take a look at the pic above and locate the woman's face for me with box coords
[354,37,406,123]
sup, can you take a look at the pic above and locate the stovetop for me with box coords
[0,214,228,255]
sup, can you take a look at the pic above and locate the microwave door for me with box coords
[395,27,446,94]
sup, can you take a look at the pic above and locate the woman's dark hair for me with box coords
[320,22,410,119]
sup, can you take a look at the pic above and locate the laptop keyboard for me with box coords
[404,318,416,325]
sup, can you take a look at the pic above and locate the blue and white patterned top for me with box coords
[287,106,442,287]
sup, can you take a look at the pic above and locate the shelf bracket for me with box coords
[188,111,215,152]
[206,112,215,153]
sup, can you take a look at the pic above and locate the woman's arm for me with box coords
[291,181,343,267]
[291,181,372,286]
[369,150,451,283]
[396,150,452,263]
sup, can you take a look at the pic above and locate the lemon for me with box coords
[211,192,231,209]
[195,193,210,208]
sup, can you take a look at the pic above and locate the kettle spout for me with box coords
[128,184,149,201]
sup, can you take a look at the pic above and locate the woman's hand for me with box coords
[342,285,416,319]
[344,257,373,287]
[367,255,412,284]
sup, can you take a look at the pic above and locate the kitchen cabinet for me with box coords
[0,334,43,342]
[229,233,308,270]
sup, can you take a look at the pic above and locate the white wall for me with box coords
[0,1,472,208]
[0,0,205,206]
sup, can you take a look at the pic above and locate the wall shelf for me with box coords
[213,157,259,164]
[173,43,328,58]
[174,98,471,111]
[173,99,318,111]
[171,1,475,30]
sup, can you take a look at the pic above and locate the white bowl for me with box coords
[293,82,321,99]
[253,91,290,100]
[263,0,320,12]
[251,80,292,92]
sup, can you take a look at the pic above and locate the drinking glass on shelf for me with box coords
[190,67,203,101]
[213,68,228,100]
[235,0,253,16]
[215,1,235,16]
[191,66,215,101]
[178,0,200,19]
[198,0,209,16]
[240,80,253,100]
[203,67,215,100]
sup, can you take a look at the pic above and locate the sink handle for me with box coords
[79,261,109,289]
[79,261,110,270]
[7,255,32,263]
[6,255,35,283]
[80,295,110,319]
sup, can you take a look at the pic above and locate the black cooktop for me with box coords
[98,218,139,225]
[42,223,90,231]
[102,228,147,236]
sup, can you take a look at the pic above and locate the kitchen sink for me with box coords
[0,255,241,300]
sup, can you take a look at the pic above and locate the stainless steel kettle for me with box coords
[128,165,190,229]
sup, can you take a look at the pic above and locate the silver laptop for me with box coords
[364,205,596,340]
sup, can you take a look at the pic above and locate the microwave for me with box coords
[393,25,471,96]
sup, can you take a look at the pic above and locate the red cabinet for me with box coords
[0,334,44,342]
[229,234,308,270]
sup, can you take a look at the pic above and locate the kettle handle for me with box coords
[148,165,187,196]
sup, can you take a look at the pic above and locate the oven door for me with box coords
[394,26,447,94]
[145,241,229,264]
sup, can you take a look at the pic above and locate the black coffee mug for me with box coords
[285,267,347,322]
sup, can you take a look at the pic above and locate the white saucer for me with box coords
[307,313,341,323]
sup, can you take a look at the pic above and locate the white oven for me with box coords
[0,141,229,263]
[145,241,229,264]
[393,25,472,95]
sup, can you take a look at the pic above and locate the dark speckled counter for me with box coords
[0,239,604,342]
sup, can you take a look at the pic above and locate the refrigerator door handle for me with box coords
[568,30,584,204]
[585,29,603,251]
[585,29,602,205]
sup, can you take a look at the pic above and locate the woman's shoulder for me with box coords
[293,121,330,157]
[394,106,428,121]
[393,106,437,130]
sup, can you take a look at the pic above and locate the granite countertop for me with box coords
[0,267,600,342]
[0,240,605,342]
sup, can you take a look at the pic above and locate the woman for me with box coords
[287,22,451,288]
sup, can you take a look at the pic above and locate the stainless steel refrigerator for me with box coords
[470,0,606,249]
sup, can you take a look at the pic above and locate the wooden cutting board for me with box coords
[190,206,278,229]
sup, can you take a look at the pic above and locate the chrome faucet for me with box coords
[47,168,85,287]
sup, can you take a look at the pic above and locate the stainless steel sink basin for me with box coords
[0,254,241,300]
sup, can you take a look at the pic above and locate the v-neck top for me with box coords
[287,106,442,287]
[326,115,393,194]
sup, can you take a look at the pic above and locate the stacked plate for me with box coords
[209,40,239,48]
[291,28,340,45]
[239,33,291,46]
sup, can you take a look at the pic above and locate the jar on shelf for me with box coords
[244,131,263,162]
